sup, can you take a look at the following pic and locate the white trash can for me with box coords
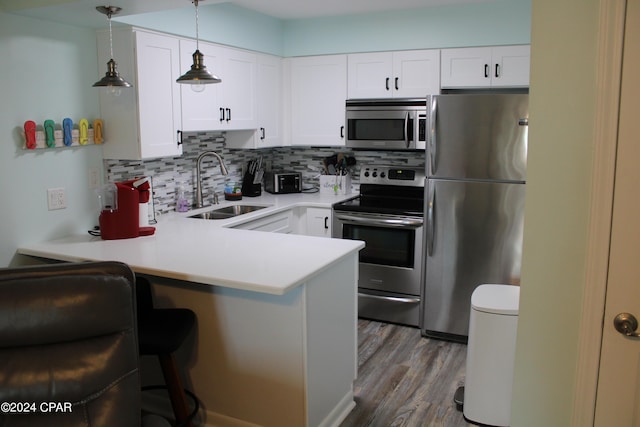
[463,284,520,427]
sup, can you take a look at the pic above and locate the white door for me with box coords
[594,0,640,423]
[289,55,347,146]
[440,47,492,88]
[347,52,392,99]
[222,47,257,130]
[135,31,183,159]
[179,39,225,132]
[491,45,530,88]
[393,49,440,97]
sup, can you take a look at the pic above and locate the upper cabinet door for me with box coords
[348,50,440,99]
[392,50,440,97]
[225,53,283,149]
[180,41,257,132]
[256,53,283,147]
[441,45,530,89]
[347,52,393,99]
[288,55,347,146]
[222,48,257,130]
[179,39,224,132]
[491,45,530,87]
[441,47,493,88]
[98,28,183,160]
[135,31,183,159]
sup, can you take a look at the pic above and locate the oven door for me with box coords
[333,210,424,326]
[332,211,423,295]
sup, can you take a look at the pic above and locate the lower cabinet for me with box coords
[231,210,294,233]
[305,207,332,238]
[231,207,332,237]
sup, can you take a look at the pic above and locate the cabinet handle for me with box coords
[324,216,329,229]
[260,127,265,140]
[495,63,500,78]
[340,125,344,138]
[226,108,231,122]
[395,77,399,90]
[220,108,225,122]
[484,64,489,78]
[385,77,390,91]
[176,130,183,146]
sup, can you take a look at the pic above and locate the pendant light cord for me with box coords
[107,10,114,59]
[194,0,200,51]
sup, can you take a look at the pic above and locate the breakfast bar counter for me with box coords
[17,195,364,427]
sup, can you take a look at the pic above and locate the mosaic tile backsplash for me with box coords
[105,131,426,218]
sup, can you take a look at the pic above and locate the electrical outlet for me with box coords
[47,188,66,210]
[89,168,101,189]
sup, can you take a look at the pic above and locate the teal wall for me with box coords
[283,0,531,56]
[115,3,285,56]
[117,0,531,57]
[0,12,104,267]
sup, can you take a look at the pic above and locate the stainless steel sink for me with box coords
[188,204,268,220]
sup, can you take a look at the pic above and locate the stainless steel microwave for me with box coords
[345,98,426,151]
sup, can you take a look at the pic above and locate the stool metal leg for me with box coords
[158,353,194,427]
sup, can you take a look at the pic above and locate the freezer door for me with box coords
[422,179,525,341]
[426,94,528,181]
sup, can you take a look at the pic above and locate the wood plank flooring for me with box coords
[340,320,470,427]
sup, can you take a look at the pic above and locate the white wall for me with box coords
[0,12,104,267]
[511,0,600,424]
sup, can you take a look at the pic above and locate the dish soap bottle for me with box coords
[176,184,189,212]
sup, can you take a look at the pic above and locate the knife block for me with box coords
[241,171,262,197]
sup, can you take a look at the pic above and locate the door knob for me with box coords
[614,312,640,337]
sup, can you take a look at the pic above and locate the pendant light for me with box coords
[177,0,221,92]
[93,5,132,93]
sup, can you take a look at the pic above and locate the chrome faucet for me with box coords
[195,151,229,208]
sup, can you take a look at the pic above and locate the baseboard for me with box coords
[317,390,356,427]
[142,388,355,427]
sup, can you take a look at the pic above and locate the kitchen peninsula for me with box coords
[17,194,364,427]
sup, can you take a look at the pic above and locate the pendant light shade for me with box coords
[177,0,222,86]
[93,6,132,89]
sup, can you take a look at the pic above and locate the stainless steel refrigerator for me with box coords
[421,93,528,343]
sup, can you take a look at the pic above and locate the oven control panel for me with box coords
[360,166,425,187]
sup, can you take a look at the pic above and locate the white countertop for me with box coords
[17,192,363,296]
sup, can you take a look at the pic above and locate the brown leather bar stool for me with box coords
[136,276,198,427]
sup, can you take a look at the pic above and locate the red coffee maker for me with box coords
[98,181,156,240]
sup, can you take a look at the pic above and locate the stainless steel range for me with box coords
[332,166,425,327]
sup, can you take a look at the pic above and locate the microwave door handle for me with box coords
[404,111,410,148]
[429,97,438,174]
[427,181,435,256]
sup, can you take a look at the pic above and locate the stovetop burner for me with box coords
[333,166,425,217]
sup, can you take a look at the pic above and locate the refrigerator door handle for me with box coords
[429,97,438,174]
[427,181,435,256]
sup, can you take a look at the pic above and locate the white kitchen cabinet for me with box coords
[97,28,183,160]
[286,55,347,147]
[305,207,332,238]
[348,49,440,99]
[440,45,530,89]
[232,210,294,233]
[226,53,283,149]
[180,39,257,132]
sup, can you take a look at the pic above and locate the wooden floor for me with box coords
[340,320,471,427]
